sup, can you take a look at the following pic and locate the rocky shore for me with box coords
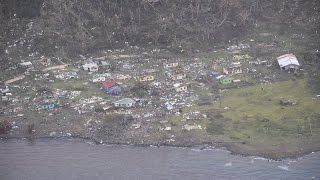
[1,107,319,160]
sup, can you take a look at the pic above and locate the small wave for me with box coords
[149,145,159,148]
[287,160,297,165]
[224,162,232,167]
[250,157,269,164]
[201,146,215,151]
[253,157,268,161]
[277,165,290,171]
[85,141,96,146]
[101,144,113,147]
[191,149,201,152]
[251,156,277,163]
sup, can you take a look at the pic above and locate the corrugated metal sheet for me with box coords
[277,54,299,68]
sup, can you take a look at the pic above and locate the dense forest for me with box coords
[0,0,319,58]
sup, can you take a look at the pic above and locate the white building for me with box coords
[171,73,186,80]
[277,54,300,71]
[82,62,99,72]
[113,98,136,108]
[173,83,188,92]
[139,75,154,82]
[92,77,106,83]
[19,61,33,67]
[164,62,179,68]
[122,63,135,70]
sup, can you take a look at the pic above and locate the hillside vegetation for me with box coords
[0,0,319,58]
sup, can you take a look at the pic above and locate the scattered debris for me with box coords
[82,62,99,72]
[131,123,141,129]
[183,124,202,131]
[55,72,79,80]
[42,64,69,71]
[279,99,298,106]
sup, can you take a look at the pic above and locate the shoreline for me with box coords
[1,135,318,161]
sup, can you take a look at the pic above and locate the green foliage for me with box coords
[1,0,319,58]
[0,120,12,134]
[206,113,225,135]
[221,79,320,145]
[27,123,35,134]
[130,82,149,98]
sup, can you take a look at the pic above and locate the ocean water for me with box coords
[0,138,319,180]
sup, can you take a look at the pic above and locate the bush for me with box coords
[0,120,12,134]
[130,82,149,98]
[27,123,35,134]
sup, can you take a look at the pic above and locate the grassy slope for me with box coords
[221,78,320,147]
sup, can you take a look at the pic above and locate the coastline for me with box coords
[0,1,319,173]
[1,135,319,160]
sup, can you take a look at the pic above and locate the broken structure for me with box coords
[277,54,300,71]
[113,98,136,108]
[139,75,155,82]
[223,62,242,75]
[102,79,123,95]
[82,62,99,72]
[220,77,234,85]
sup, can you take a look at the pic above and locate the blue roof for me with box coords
[106,84,122,95]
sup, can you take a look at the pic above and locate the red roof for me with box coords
[103,79,115,89]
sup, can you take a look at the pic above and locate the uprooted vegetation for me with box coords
[94,114,134,142]
[1,0,320,159]
[1,0,319,59]
[0,120,12,134]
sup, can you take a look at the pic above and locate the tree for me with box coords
[0,120,12,134]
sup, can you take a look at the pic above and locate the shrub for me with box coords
[27,123,35,134]
[0,120,12,134]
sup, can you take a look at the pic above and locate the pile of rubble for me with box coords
[0,39,303,137]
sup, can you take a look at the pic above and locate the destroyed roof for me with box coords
[83,62,98,67]
[100,61,111,66]
[103,79,116,89]
[19,61,33,66]
[277,54,299,67]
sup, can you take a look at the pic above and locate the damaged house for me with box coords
[174,83,188,92]
[277,54,300,71]
[223,62,242,75]
[92,73,112,82]
[113,98,136,108]
[41,102,59,110]
[122,63,135,70]
[164,62,179,68]
[220,77,234,85]
[102,79,123,95]
[92,76,106,83]
[82,62,99,72]
[169,73,186,81]
[55,72,79,80]
[139,75,155,82]
[19,61,33,68]
[100,61,112,70]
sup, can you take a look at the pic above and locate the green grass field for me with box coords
[220,78,320,145]
[50,79,105,101]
